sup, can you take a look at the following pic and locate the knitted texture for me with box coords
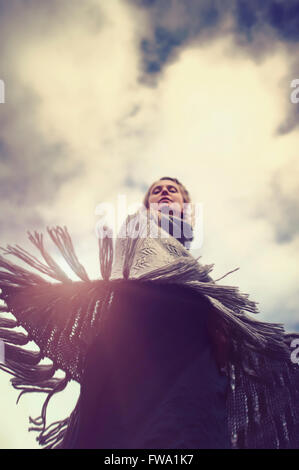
[0,220,298,448]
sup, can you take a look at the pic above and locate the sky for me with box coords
[0,0,299,448]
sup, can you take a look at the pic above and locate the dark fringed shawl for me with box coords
[67,282,230,449]
[0,225,298,448]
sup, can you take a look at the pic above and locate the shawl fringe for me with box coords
[0,224,298,449]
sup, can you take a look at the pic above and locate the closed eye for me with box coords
[152,186,161,194]
[152,185,178,194]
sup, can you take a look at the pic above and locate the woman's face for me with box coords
[147,179,184,215]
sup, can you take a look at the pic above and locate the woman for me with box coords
[67,177,230,449]
[0,177,298,449]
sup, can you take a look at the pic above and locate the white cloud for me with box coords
[1,0,299,449]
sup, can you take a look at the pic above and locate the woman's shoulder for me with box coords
[116,207,149,238]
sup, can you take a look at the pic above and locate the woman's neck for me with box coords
[156,210,193,250]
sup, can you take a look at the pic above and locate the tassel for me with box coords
[0,253,47,288]
[47,226,90,282]
[27,230,71,282]
[1,241,70,283]
[5,343,42,365]
[97,225,113,281]
[36,417,69,448]
[0,316,17,328]
[122,217,141,280]
[0,225,89,283]
[215,267,240,282]
[47,226,89,281]
[0,328,29,345]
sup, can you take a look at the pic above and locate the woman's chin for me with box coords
[158,202,171,210]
